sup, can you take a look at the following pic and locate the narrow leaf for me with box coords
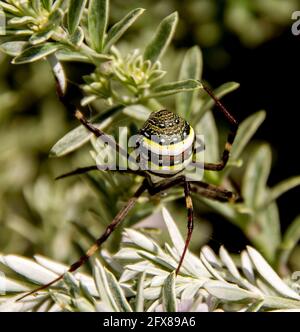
[247,246,300,300]
[0,41,27,56]
[162,271,177,312]
[278,216,300,271]
[93,259,118,311]
[144,12,178,63]
[12,43,59,64]
[49,105,124,157]
[68,0,87,34]
[176,46,202,119]
[204,280,259,302]
[88,0,109,52]
[149,79,202,98]
[104,8,145,52]
[242,144,272,208]
[219,246,241,280]
[136,272,146,312]
[0,255,58,285]
[231,111,266,162]
[105,268,132,312]
[269,176,300,203]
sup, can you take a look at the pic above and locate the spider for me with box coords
[18,84,240,301]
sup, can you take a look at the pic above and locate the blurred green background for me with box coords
[1,0,300,271]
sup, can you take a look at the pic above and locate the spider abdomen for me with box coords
[138,110,195,174]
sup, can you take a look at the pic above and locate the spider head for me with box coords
[137,110,195,175]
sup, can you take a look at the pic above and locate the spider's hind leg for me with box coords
[175,181,194,275]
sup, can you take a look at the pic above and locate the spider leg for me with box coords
[55,166,145,180]
[55,166,99,180]
[75,111,137,167]
[190,181,242,203]
[176,181,194,275]
[201,83,239,171]
[17,179,148,301]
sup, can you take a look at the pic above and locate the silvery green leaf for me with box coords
[199,252,225,282]
[255,202,281,264]
[104,8,145,52]
[119,269,140,283]
[0,255,59,285]
[123,104,151,121]
[149,79,202,98]
[204,280,260,302]
[268,176,300,204]
[56,48,90,63]
[144,287,161,300]
[104,267,132,312]
[114,247,141,262]
[242,144,271,208]
[247,246,300,300]
[144,12,178,63]
[88,0,109,52]
[278,215,300,270]
[263,296,300,310]
[201,245,222,269]
[0,277,30,293]
[193,82,240,124]
[68,0,87,34]
[241,250,255,284]
[162,208,209,277]
[69,26,84,46]
[126,262,168,277]
[47,54,67,95]
[196,110,219,163]
[34,255,67,275]
[137,251,176,271]
[49,105,124,157]
[230,111,266,163]
[219,246,241,280]
[176,46,202,119]
[12,43,59,64]
[162,207,184,251]
[0,41,27,56]
[93,259,118,311]
[0,294,47,312]
[181,282,203,300]
[101,249,123,275]
[162,271,177,312]
[150,275,168,287]
[124,229,161,254]
[136,272,146,312]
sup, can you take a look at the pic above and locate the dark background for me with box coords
[203,28,300,249]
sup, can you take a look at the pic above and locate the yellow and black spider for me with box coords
[18,84,240,301]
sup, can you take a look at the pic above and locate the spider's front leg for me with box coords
[202,83,239,171]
